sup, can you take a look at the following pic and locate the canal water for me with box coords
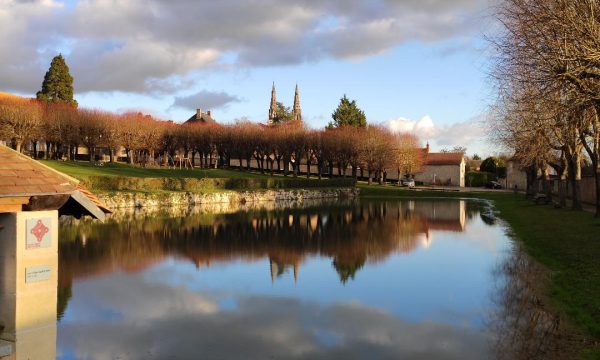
[51,199,557,359]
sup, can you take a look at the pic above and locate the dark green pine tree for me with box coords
[328,95,366,128]
[36,54,78,106]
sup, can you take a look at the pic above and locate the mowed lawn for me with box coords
[360,183,600,359]
[39,160,272,180]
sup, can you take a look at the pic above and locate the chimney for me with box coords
[207,110,211,117]
[426,142,430,153]
[196,108,203,118]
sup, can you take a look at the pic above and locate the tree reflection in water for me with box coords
[58,200,474,310]
[489,246,581,359]
[53,199,580,359]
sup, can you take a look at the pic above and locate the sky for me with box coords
[0,0,498,157]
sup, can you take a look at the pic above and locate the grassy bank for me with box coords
[360,183,600,358]
[39,160,268,179]
[40,160,356,192]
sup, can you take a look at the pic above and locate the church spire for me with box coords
[293,83,302,122]
[268,82,277,125]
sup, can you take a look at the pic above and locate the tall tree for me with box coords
[36,54,78,106]
[329,95,366,128]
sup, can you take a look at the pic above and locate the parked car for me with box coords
[485,181,502,189]
[402,178,416,188]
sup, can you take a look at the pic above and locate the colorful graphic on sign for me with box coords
[26,217,52,249]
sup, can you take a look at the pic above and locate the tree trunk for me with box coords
[88,146,94,162]
[525,165,536,198]
[32,141,38,159]
[109,149,114,163]
[367,169,373,185]
[15,141,23,153]
[378,170,384,185]
[556,162,567,208]
[317,160,323,180]
[283,157,290,176]
[542,166,552,203]
[568,153,583,211]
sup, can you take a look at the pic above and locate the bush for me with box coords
[481,157,506,179]
[465,172,493,187]
[81,176,356,192]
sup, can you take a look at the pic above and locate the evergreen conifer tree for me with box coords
[36,54,77,106]
[328,95,366,128]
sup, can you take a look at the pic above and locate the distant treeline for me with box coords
[0,94,423,184]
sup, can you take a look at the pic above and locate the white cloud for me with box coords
[383,114,489,155]
[0,0,489,95]
[385,115,438,139]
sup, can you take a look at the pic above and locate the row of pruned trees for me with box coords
[0,95,423,184]
[491,0,600,215]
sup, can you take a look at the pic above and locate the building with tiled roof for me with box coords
[184,109,216,124]
[414,144,466,187]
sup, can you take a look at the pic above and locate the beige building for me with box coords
[506,159,528,191]
[414,149,466,187]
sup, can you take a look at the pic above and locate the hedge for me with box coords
[465,171,494,187]
[81,176,356,192]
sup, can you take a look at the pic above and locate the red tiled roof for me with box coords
[425,152,464,166]
[0,145,77,197]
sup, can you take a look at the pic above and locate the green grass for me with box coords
[40,160,269,180]
[39,160,356,192]
[360,183,600,358]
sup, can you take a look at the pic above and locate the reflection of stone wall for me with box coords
[98,188,360,210]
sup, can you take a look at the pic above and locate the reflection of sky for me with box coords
[57,202,511,359]
[131,216,510,326]
[58,274,492,360]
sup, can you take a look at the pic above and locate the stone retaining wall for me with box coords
[98,188,360,210]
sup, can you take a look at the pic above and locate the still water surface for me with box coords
[53,199,537,359]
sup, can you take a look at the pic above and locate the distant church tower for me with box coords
[293,83,302,122]
[267,82,302,125]
[268,82,277,125]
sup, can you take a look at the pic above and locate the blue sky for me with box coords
[0,0,495,156]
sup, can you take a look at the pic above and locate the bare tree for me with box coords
[0,97,42,153]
